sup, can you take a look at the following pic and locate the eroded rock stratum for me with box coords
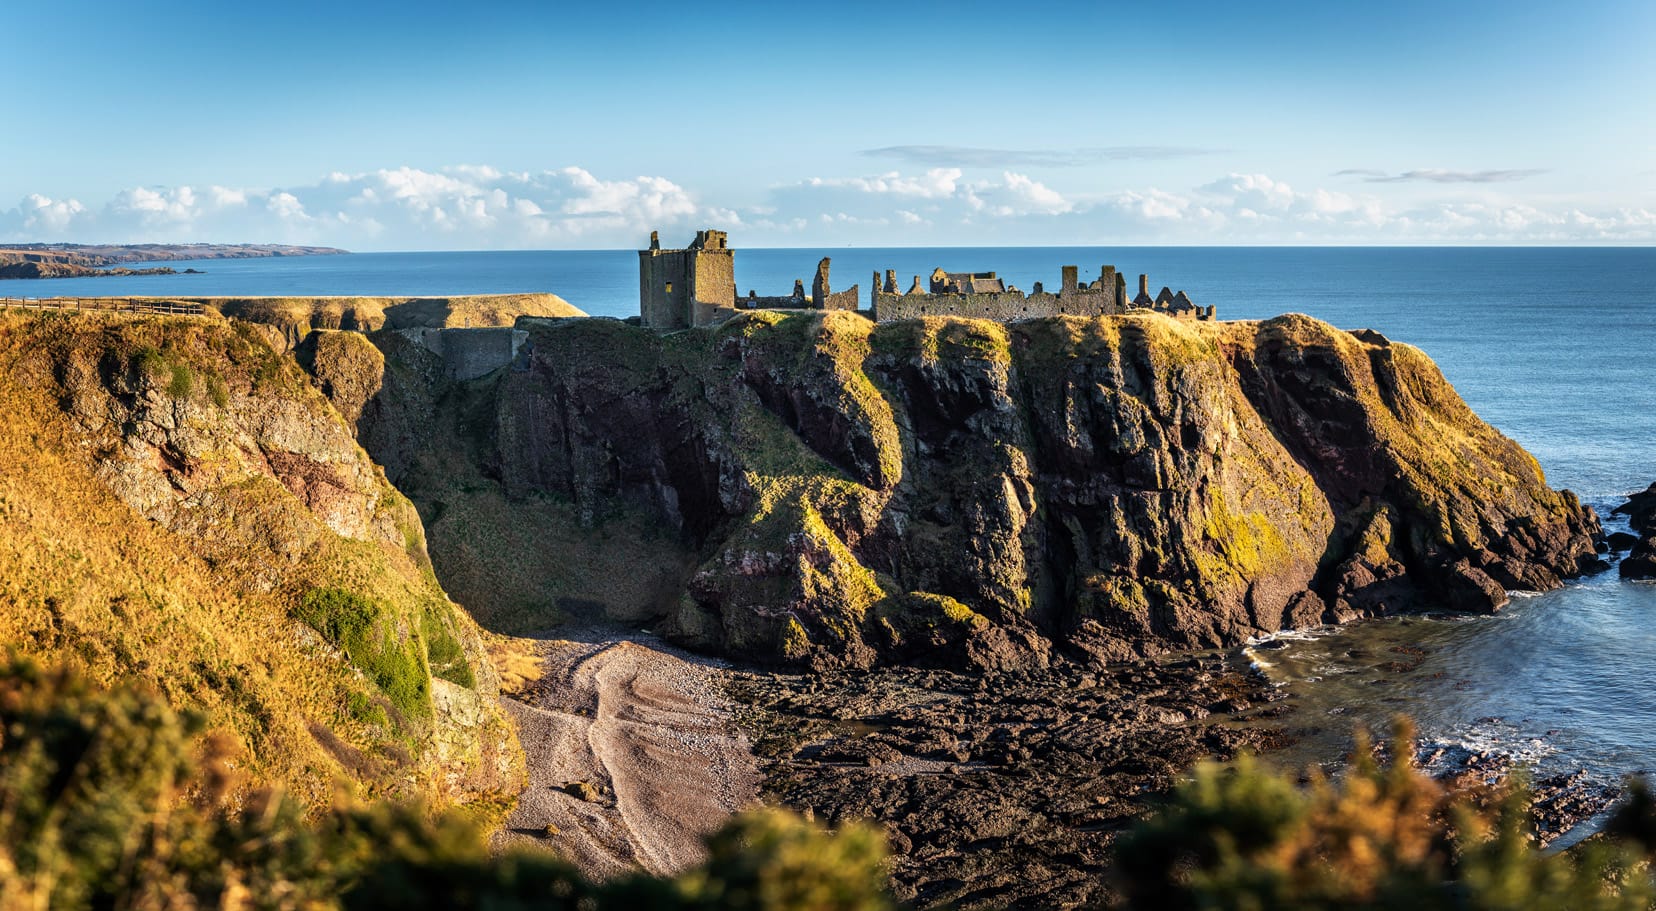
[351,310,1598,670]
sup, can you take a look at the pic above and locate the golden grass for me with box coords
[0,310,510,809]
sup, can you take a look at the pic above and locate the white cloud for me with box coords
[0,165,716,248]
[112,186,200,224]
[20,194,87,233]
[208,186,248,208]
[804,168,963,199]
[3,164,1654,248]
[982,172,1071,216]
[267,192,308,221]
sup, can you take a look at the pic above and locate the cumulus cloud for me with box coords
[1337,168,1549,183]
[0,163,1649,248]
[973,172,1072,216]
[862,145,1221,168]
[0,166,711,249]
[19,194,87,234]
[803,168,963,198]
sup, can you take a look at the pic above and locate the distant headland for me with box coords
[0,242,348,280]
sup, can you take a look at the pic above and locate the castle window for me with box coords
[665,282,673,295]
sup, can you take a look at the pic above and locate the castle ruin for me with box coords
[639,229,1213,329]
[638,229,738,329]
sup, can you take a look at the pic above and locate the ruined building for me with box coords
[872,264,1213,322]
[638,229,737,329]
[639,229,1212,328]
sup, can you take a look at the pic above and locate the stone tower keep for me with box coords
[638,229,736,329]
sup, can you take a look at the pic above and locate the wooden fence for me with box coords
[0,297,204,316]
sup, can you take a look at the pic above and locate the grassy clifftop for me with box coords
[0,310,521,809]
[183,293,586,347]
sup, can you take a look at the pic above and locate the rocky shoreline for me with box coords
[0,242,345,280]
[724,645,1625,909]
[725,652,1285,909]
[0,261,187,279]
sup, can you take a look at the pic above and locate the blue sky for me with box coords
[3,0,1654,248]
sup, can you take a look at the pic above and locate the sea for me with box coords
[24,246,1656,795]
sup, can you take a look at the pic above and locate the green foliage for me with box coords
[295,588,432,724]
[167,362,195,398]
[133,344,165,376]
[0,657,202,909]
[421,610,475,689]
[1113,721,1656,910]
[0,659,905,911]
[207,371,231,408]
[675,807,898,911]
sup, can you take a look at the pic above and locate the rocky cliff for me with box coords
[0,311,522,808]
[351,310,1599,671]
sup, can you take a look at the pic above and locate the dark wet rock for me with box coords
[727,655,1289,910]
[1415,741,1619,848]
[1620,536,1656,580]
[1608,531,1642,552]
[1531,771,1621,848]
[1613,482,1656,536]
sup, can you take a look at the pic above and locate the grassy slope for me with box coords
[0,310,517,808]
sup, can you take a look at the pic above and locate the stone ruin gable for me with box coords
[638,229,736,329]
[810,257,860,311]
[870,263,1130,323]
[1128,272,1215,320]
[930,268,1006,294]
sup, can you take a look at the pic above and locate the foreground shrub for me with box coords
[0,657,898,910]
[13,656,1656,911]
[1112,722,1656,910]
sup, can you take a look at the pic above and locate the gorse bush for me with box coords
[1112,721,1656,910]
[0,658,898,911]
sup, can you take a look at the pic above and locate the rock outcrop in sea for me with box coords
[1613,482,1656,579]
[345,309,1600,670]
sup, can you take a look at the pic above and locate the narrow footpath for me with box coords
[493,633,761,879]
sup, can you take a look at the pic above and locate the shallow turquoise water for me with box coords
[24,246,1656,780]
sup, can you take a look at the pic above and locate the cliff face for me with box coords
[358,310,1598,670]
[0,312,521,807]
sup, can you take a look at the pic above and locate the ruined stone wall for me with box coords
[739,293,805,310]
[689,248,735,317]
[818,287,860,311]
[639,249,691,329]
[872,288,1122,323]
[396,327,529,380]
